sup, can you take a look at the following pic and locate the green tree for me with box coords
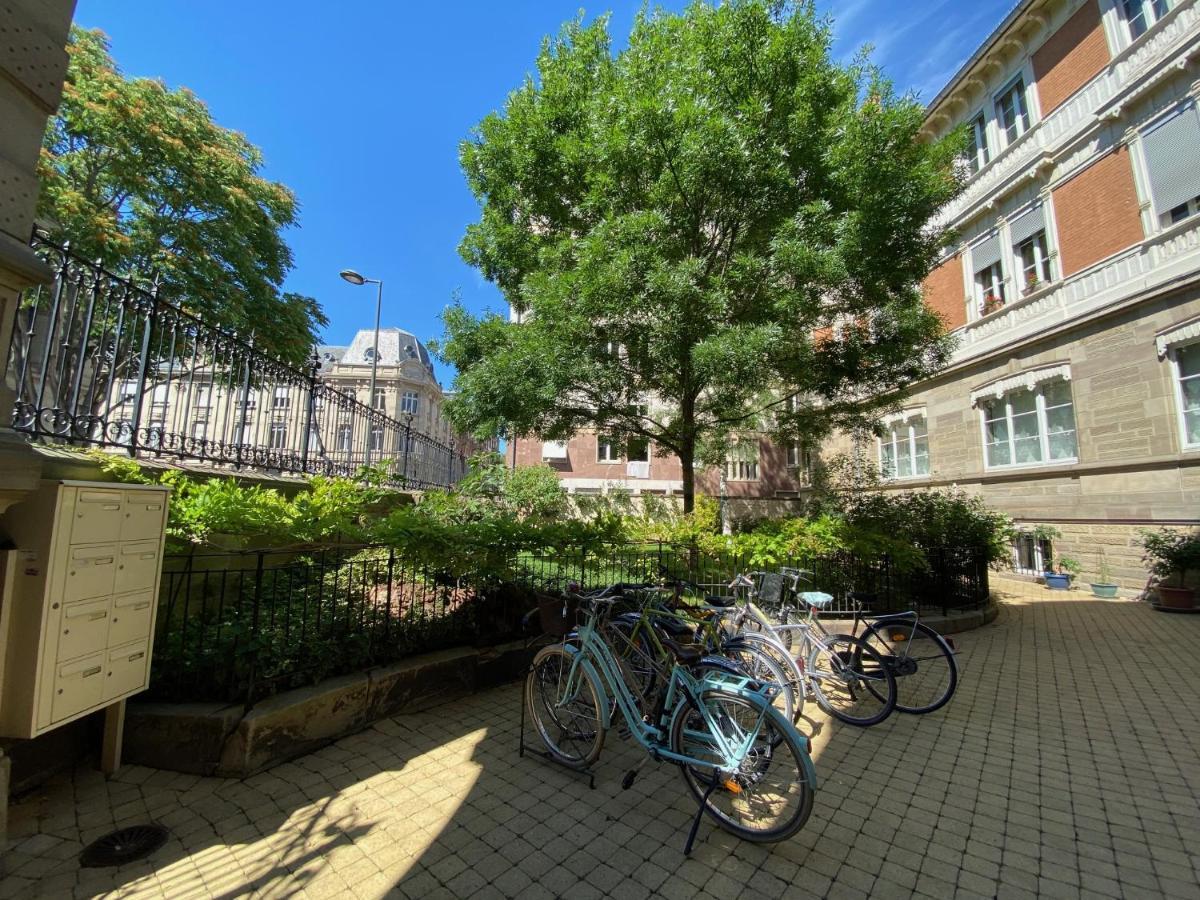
[37,27,325,364]
[441,1,962,512]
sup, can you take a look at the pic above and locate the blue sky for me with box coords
[72,0,1013,387]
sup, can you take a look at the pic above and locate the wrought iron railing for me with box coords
[7,233,467,488]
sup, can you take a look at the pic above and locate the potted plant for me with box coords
[1022,277,1041,296]
[981,292,1005,316]
[1139,529,1200,610]
[1044,556,1079,590]
[1089,548,1119,599]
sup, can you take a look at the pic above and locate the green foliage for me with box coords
[1055,556,1082,578]
[39,28,324,363]
[418,452,570,524]
[1138,528,1200,585]
[443,1,962,510]
[89,452,385,549]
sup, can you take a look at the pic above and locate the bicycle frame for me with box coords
[555,602,784,775]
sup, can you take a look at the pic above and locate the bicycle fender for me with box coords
[697,655,750,681]
[531,643,614,729]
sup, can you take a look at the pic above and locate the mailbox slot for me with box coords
[114,541,159,594]
[51,652,106,722]
[104,641,150,702]
[57,597,111,663]
[122,492,166,541]
[109,591,155,648]
[70,490,124,545]
[64,544,117,602]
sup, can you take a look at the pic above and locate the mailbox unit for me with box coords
[0,481,169,739]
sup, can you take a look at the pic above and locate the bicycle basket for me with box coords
[536,592,581,637]
[756,572,788,609]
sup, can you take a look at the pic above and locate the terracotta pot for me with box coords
[1157,586,1196,609]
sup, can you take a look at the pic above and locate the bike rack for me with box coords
[517,671,598,790]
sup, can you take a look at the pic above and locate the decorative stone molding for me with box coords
[970,364,1072,405]
[1155,316,1200,357]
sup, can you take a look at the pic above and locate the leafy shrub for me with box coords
[1139,528,1200,586]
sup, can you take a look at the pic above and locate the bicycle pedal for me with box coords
[621,769,638,790]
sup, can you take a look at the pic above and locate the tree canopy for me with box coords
[441,0,962,511]
[37,27,325,365]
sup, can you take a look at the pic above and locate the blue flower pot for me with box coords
[1044,573,1071,590]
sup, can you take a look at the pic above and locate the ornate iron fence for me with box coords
[7,233,467,488]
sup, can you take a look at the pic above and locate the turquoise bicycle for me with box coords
[525,585,817,845]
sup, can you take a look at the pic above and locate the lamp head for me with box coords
[339,269,366,286]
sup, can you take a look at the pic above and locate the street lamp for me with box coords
[402,411,414,488]
[340,268,384,465]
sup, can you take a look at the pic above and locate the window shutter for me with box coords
[1142,104,1200,216]
[1009,204,1046,246]
[972,232,1002,271]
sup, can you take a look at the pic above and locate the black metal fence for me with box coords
[151,540,989,706]
[7,232,467,489]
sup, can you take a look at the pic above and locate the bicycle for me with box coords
[724,573,899,727]
[601,580,800,725]
[774,567,959,715]
[524,584,817,847]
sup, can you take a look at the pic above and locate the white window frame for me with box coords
[597,437,620,463]
[979,380,1078,471]
[1015,230,1053,295]
[1120,0,1171,41]
[975,261,1006,317]
[194,383,212,408]
[372,387,387,411]
[369,425,384,452]
[1170,340,1200,451]
[725,442,760,482]
[1012,532,1053,575]
[191,421,207,441]
[966,111,991,175]
[879,415,930,480]
[401,390,419,414]
[268,421,287,450]
[994,75,1031,149]
[336,423,353,452]
[273,386,290,410]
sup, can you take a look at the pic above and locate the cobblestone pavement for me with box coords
[4,584,1200,899]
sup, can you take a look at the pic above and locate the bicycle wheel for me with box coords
[726,631,805,724]
[525,645,606,769]
[669,689,815,843]
[857,620,958,714]
[722,639,797,725]
[807,634,897,727]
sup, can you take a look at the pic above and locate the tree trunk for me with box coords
[680,446,695,514]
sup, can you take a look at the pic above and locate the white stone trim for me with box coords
[1156,316,1200,357]
[880,407,927,427]
[970,364,1072,406]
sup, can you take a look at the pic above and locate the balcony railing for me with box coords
[7,233,468,489]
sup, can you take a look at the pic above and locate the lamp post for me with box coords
[402,411,414,487]
[339,268,384,466]
[446,437,456,487]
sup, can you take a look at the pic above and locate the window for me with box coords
[273,386,290,409]
[1012,532,1053,575]
[1141,104,1200,227]
[627,437,649,463]
[194,384,212,408]
[117,380,138,405]
[150,383,168,408]
[994,78,1030,146]
[1122,0,1170,40]
[975,261,1006,316]
[786,442,814,483]
[191,421,207,441]
[966,113,990,174]
[982,380,1078,468]
[269,422,287,449]
[369,425,384,452]
[1017,231,1053,294]
[880,416,930,479]
[725,442,759,481]
[1174,343,1200,448]
[401,391,419,414]
[372,388,387,410]
[597,437,620,463]
[336,423,353,452]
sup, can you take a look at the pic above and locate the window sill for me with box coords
[882,474,932,482]
[968,279,1059,326]
[984,457,1078,473]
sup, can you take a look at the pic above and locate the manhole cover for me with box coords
[79,824,169,867]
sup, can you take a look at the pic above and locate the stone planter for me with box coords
[1156,585,1196,610]
[1089,583,1119,599]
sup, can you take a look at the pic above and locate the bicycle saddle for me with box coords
[799,591,835,608]
[660,636,704,666]
[651,615,695,638]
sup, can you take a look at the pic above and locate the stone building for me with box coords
[822,0,1200,588]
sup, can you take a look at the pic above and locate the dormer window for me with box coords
[363,347,377,362]
[1122,0,1170,40]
